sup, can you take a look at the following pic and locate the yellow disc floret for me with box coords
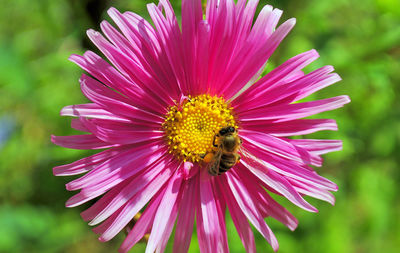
[163,94,237,163]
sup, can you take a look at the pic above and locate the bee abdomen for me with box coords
[219,153,236,172]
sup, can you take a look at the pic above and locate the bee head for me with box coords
[219,126,235,135]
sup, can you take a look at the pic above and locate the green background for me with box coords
[0,0,399,252]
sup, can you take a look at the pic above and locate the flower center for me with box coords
[163,94,237,163]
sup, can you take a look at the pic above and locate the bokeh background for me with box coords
[0,0,399,252]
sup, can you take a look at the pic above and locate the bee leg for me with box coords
[213,135,219,147]
[235,154,241,163]
[199,153,206,159]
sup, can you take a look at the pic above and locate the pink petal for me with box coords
[240,130,321,166]
[241,144,337,191]
[173,175,199,253]
[239,66,339,109]
[224,171,279,251]
[80,178,131,222]
[70,118,89,132]
[242,118,338,137]
[239,95,351,123]
[53,146,126,176]
[216,177,256,253]
[194,21,211,95]
[70,51,165,115]
[65,141,163,190]
[80,117,162,145]
[232,49,319,107]
[69,52,138,98]
[60,103,132,123]
[288,178,336,205]
[239,160,318,213]
[98,20,143,69]
[79,74,164,123]
[290,72,342,103]
[221,18,296,99]
[119,10,184,97]
[145,167,183,253]
[237,169,298,231]
[65,147,168,207]
[51,134,118,150]
[289,139,343,155]
[119,10,179,98]
[119,186,165,253]
[85,156,174,226]
[86,28,173,107]
[108,7,161,56]
[181,0,203,94]
[145,3,187,96]
[196,170,229,253]
[67,145,166,193]
[98,160,179,241]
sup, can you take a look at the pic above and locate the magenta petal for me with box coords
[145,3,187,97]
[181,0,203,94]
[86,27,173,107]
[173,176,198,253]
[242,118,338,137]
[241,143,337,191]
[85,156,173,226]
[232,49,319,108]
[65,148,168,207]
[70,118,89,132]
[119,186,164,253]
[80,179,130,222]
[65,142,165,191]
[196,170,229,253]
[98,160,179,242]
[60,103,132,123]
[221,18,296,99]
[225,172,279,251]
[79,74,164,123]
[53,147,125,176]
[239,160,318,213]
[51,134,118,150]
[236,169,298,231]
[69,53,139,104]
[80,117,162,145]
[288,178,336,205]
[240,66,339,109]
[241,130,320,166]
[239,95,351,123]
[289,139,343,155]
[145,167,183,253]
[217,177,256,253]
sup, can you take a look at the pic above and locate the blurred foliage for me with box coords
[0,0,399,252]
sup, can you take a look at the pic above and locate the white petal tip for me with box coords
[287,18,296,26]
[343,95,351,103]
[107,7,119,16]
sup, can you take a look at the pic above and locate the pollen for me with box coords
[163,94,237,163]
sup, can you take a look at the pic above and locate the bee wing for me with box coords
[207,149,223,176]
[239,146,268,173]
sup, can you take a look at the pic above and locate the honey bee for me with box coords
[202,126,242,176]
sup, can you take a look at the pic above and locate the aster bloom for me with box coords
[52,0,350,252]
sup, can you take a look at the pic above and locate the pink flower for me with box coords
[52,0,350,252]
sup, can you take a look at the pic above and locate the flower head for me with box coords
[52,0,350,252]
